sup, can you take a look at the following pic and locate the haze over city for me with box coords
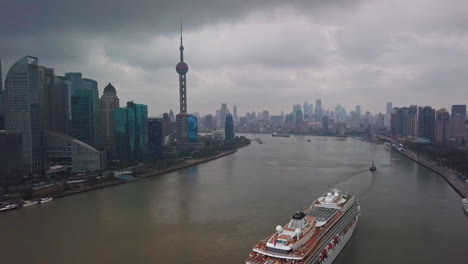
[2,0,468,115]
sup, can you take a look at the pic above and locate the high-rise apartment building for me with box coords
[114,101,148,161]
[435,108,450,144]
[99,83,119,153]
[418,106,435,141]
[407,105,418,137]
[451,105,466,141]
[4,56,42,174]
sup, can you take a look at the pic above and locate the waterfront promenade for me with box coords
[393,148,468,198]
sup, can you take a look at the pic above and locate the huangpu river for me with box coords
[1,135,467,263]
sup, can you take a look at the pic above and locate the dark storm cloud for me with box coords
[1,0,468,115]
[0,0,358,37]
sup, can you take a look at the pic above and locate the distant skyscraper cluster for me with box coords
[391,104,467,144]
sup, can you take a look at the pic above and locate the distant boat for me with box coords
[369,162,377,172]
[462,198,468,213]
[40,198,53,204]
[0,203,20,212]
[272,133,290,137]
[23,200,39,207]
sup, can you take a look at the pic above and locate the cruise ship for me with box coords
[246,189,360,264]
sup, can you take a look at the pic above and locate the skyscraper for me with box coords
[355,105,361,117]
[322,116,329,132]
[315,99,322,117]
[4,56,42,173]
[66,73,100,148]
[386,102,393,115]
[233,105,238,121]
[99,83,119,152]
[148,117,163,156]
[38,66,55,131]
[435,108,450,144]
[303,101,309,118]
[451,105,466,118]
[81,78,100,147]
[0,58,4,130]
[71,88,98,147]
[219,103,229,129]
[293,104,301,121]
[407,105,418,137]
[418,106,435,141]
[225,114,234,140]
[262,110,270,122]
[114,101,148,161]
[45,75,71,135]
[451,105,466,140]
[0,131,24,185]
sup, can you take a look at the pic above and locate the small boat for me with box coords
[40,198,53,203]
[272,133,290,137]
[369,162,377,172]
[23,200,39,207]
[462,198,468,213]
[307,139,311,142]
[0,203,20,212]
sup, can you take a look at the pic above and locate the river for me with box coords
[1,135,467,263]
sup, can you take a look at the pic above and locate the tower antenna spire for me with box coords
[179,17,184,62]
[180,16,183,46]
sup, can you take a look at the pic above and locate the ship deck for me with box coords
[247,208,342,264]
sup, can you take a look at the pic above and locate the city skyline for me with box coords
[2,0,468,116]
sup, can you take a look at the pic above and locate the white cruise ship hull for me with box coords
[319,217,358,264]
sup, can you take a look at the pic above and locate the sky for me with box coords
[1,0,468,116]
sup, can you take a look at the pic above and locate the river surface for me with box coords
[1,135,468,264]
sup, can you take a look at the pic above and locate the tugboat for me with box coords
[369,161,377,172]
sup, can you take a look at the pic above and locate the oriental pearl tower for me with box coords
[176,22,189,113]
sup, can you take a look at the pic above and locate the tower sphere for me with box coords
[176,62,189,74]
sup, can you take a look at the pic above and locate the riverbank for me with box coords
[139,149,238,178]
[52,180,127,199]
[393,148,468,198]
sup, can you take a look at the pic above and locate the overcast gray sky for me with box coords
[1,0,468,116]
